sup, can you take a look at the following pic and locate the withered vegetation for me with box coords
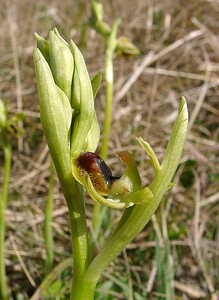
[0,0,218,299]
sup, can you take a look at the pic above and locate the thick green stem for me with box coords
[0,134,12,300]
[69,277,96,300]
[50,159,90,298]
[59,178,90,299]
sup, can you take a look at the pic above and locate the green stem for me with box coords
[79,98,188,296]
[60,178,90,300]
[44,160,54,276]
[0,133,12,300]
[93,20,120,243]
[100,19,120,160]
[50,158,90,299]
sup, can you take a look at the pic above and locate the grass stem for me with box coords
[100,19,120,160]
[0,133,12,300]
[93,20,120,243]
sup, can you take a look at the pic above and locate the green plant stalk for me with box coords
[60,177,90,300]
[162,202,175,299]
[93,20,120,239]
[0,133,12,300]
[53,173,90,299]
[68,98,188,299]
[44,161,54,276]
[100,19,120,160]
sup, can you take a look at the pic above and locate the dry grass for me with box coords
[0,0,219,299]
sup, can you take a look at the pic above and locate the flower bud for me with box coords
[49,29,74,100]
[116,36,140,56]
[90,1,111,36]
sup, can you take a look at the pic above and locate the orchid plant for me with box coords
[33,28,188,299]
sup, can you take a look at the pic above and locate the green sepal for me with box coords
[49,30,74,100]
[84,114,100,152]
[34,33,50,63]
[83,72,102,152]
[71,67,81,110]
[53,28,68,45]
[116,151,142,191]
[69,40,95,156]
[56,85,73,131]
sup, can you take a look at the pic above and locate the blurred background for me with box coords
[0,0,218,299]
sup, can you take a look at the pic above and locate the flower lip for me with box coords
[76,152,119,195]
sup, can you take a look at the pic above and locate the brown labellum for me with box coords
[76,152,119,196]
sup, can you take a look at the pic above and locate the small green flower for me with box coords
[115,36,140,56]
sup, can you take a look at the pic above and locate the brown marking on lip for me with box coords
[76,152,119,196]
